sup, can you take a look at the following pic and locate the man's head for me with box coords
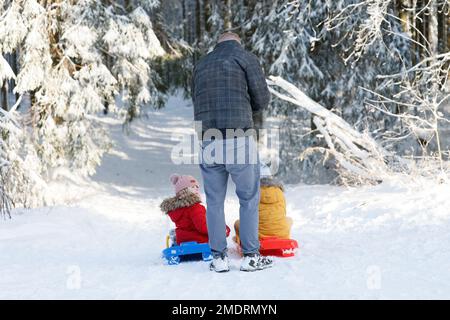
[218,32,241,44]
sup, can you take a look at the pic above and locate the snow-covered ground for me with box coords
[1,94,450,299]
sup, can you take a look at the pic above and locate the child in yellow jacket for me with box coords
[234,164,292,243]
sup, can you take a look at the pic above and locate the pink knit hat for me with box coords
[170,174,200,195]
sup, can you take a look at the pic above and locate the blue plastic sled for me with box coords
[162,241,213,265]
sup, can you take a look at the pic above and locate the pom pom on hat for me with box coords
[169,174,200,195]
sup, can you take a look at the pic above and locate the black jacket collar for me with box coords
[214,40,241,50]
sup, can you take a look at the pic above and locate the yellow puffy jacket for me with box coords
[258,185,291,239]
[235,182,291,243]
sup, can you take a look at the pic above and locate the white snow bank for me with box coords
[1,93,450,299]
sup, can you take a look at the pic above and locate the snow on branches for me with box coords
[364,52,450,174]
[1,98,45,218]
[268,76,401,185]
[101,4,165,121]
[0,0,165,215]
[269,75,448,185]
[325,0,392,63]
[0,55,15,83]
[244,0,412,182]
[327,0,450,177]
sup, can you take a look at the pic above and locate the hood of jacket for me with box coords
[160,188,201,214]
[260,177,284,191]
[260,178,284,205]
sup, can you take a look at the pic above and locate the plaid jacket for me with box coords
[191,40,270,132]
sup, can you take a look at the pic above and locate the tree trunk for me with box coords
[124,0,132,12]
[182,0,186,41]
[447,6,450,54]
[422,0,429,57]
[11,50,19,103]
[1,81,8,111]
[204,0,213,33]
[415,0,424,63]
[428,0,438,56]
[410,0,418,65]
[224,0,232,30]
[399,0,412,36]
[183,0,195,44]
[437,1,448,54]
[190,0,196,44]
[197,0,205,45]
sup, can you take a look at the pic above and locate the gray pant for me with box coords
[199,136,260,257]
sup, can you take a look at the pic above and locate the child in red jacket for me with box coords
[160,174,230,245]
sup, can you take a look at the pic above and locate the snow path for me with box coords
[1,94,450,299]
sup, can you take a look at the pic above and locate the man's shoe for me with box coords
[240,253,273,272]
[209,254,230,273]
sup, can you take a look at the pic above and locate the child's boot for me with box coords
[209,253,230,273]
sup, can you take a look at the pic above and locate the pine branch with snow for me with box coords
[0,0,166,213]
[245,0,412,182]
[1,0,165,175]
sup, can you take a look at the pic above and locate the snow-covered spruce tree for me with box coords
[149,0,234,100]
[245,0,412,183]
[1,1,44,216]
[150,0,196,98]
[1,52,15,217]
[0,101,45,217]
[100,1,166,121]
[0,0,165,181]
[155,1,260,100]
[0,0,165,214]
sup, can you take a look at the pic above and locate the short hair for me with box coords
[218,32,241,44]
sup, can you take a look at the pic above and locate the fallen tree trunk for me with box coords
[267,76,405,184]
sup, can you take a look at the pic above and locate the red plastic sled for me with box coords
[259,237,299,257]
[236,236,299,257]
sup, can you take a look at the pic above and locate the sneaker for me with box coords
[240,253,273,272]
[209,254,230,273]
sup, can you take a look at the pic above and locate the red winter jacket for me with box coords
[160,189,230,245]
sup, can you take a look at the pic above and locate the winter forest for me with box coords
[1,0,450,299]
[1,0,449,216]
